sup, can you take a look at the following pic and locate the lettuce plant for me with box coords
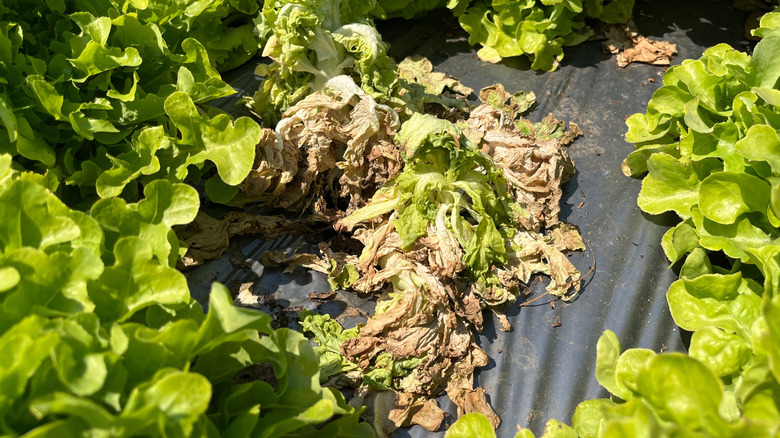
[503,12,780,438]
[0,158,373,437]
[249,0,402,125]
[0,0,262,208]
[338,113,516,281]
[0,0,378,435]
[445,10,780,438]
[458,0,634,70]
[368,0,635,71]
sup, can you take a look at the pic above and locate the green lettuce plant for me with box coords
[0,157,373,437]
[369,0,635,71]
[374,0,634,71]
[249,0,403,125]
[507,11,780,438]
[443,10,780,438]
[0,0,377,435]
[597,14,780,435]
[0,0,261,207]
[458,0,634,70]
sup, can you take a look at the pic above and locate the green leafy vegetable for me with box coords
[533,13,780,438]
[339,113,514,282]
[299,311,360,382]
[626,18,780,269]
[457,0,634,70]
[0,0,260,207]
[0,0,381,435]
[249,0,403,125]
[0,162,374,437]
[445,412,497,438]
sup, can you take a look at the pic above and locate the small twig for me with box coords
[518,289,552,308]
[519,238,595,308]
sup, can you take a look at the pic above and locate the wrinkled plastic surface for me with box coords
[185,0,751,435]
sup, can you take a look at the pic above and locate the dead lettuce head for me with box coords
[242,75,402,218]
[466,84,580,230]
[300,220,499,435]
[337,110,586,305]
[465,85,585,300]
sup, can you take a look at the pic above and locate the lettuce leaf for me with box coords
[0,161,374,436]
[556,15,780,438]
[248,0,405,125]
[457,0,634,70]
[339,113,514,280]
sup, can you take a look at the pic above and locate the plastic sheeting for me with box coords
[184,0,752,435]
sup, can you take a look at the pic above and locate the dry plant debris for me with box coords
[182,62,586,435]
[603,21,678,67]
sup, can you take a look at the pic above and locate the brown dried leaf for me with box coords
[243,128,299,199]
[603,22,677,68]
[507,230,582,299]
[478,84,536,121]
[350,221,482,327]
[560,121,583,146]
[350,388,447,438]
[259,242,358,279]
[399,56,474,97]
[177,212,230,268]
[445,344,500,428]
[493,310,512,332]
[338,248,495,431]
[480,129,575,229]
[233,283,259,308]
[243,76,402,217]
[405,397,447,431]
[467,102,516,134]
[467,89,579,231]
[176,211,318,268]
[536,113,582,145]
[452,387,500,428]
[547,223,586,252]
[410,207,464,280]
[397,56,474,122]
[261,250,330,274]
[308,291,336,301]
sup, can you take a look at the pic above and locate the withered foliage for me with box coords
[398,56,474,121]
[176,211,317,268]
[602,21,678,68]
[245,76,403,218]
[181,66,587,435]
[467,84,580,230]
